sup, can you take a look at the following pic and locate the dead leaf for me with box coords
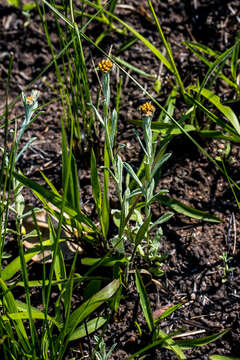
[22,206,83,263]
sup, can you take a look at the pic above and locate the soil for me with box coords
[0,0,240,359]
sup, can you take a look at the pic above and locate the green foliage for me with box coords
[219,252,235,283]
[0,0,237,358]
[6,0,36,11]
[93,335,117,360]
[6,0,20,7]
[0,89,120,359]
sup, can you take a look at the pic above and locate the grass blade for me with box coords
[0,278,30,353]
[190,87,240,135]
[69,317,107,341]
[91,148,102,215]
[67,279,120,332]
[13,171,99,231]
[135,270,154,332]
[175,329,229,349]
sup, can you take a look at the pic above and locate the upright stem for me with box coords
[142,115,154,251]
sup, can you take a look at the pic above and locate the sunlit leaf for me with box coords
[135,270,154,332]
[175,329,229,349]
[156,195,221,222]
[69,317,107,341]
[190,87,240,135]
[66,279,120,335]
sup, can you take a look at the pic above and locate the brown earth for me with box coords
[0,1,240,359]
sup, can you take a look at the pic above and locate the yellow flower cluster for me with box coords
[26,96,34,105]
[98,59,113,73]
[26,90,39,105]
[139,102,155,117]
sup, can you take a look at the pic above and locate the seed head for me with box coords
[139,102,155,117]
[98,59,113,73]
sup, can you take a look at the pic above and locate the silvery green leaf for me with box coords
[88,103,104,127]
[148,189,169,205]
[22,230,38,240]
[101,166,117,184]
[146,178,155,202]
[16,137,37,162]
[134,209,144,225]
[133,129,148,156]
[102,72,110,109]
[110,109,117,148]
[117,155,123,195]
[151,153,172,180]
[15,193,25,218]
[150,212,174,231]
[123,163,144,194]
[126,189,142,200]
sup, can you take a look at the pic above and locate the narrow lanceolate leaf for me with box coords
[126,332,186,360]
[154,303,182,322]
[159,329,186,359]
[91,149,102,213]
[183,41,237,89]
[103,10,173,72]
[1,311,61,329]
[113,56,156,78]
[69,317,107,341]
[135,270,154,332]
[175,329,229,349]
[102,142,110,239]
[192,87,240,135]
[49,220,66,291]
[2,245,49,281]
[0,278,30,352]
[135,215,151,246]
[156,195,221,222]
[150,212,174,231]
[110,109,117,148]
[185,93,238,137]
[151,153,172,180]
[231,39,239,82]
[117,155,123,195]
[13,171,99,231]
[88,103,104,127]
[123,163,144,192]
[66,279,120,335]
[81,256,127,267]
[198,130,240,142]
[130,119,196,135]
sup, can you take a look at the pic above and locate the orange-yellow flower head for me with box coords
[26,96,34,105]
[25,90,39,105]
[139,102,155,117]
[98,59,113,73]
